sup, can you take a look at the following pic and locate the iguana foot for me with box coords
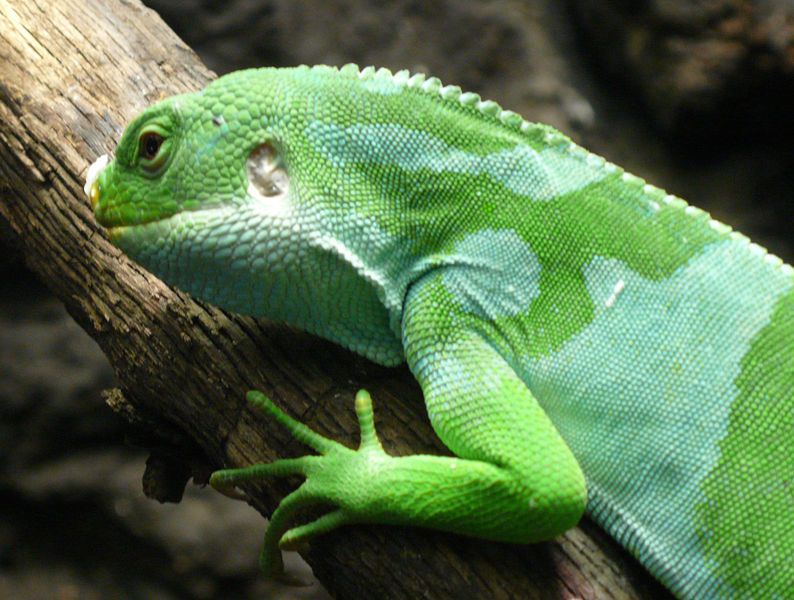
[210,389,387,579]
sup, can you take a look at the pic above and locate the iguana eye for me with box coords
[140,132,164,160]
[137,130,170,174]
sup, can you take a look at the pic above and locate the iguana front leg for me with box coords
[212,274,587,576]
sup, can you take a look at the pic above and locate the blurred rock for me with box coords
[0,273,120,470]
[568,0,794,139]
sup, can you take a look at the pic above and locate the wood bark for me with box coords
[0,0,673,598]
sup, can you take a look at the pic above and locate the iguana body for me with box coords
[89,65,793,599]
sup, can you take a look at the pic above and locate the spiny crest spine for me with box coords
[317,64,792,276]
[332,62,586,157]
[332,63,536,137]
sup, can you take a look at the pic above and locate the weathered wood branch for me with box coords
[0,0,672,598]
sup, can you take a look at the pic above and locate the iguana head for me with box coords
[88,68,404,363]
[88,71,310,314]
[90,94,195,230]
[90,76,292,232]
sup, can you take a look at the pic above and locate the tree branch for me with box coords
[0,0,672,597]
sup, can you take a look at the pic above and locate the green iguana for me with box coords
[86,64,793,599]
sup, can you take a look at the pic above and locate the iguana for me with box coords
[86,64,793,599]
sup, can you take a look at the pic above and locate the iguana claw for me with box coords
[210,389,384,579]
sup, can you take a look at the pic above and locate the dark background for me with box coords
[1,1,792,598]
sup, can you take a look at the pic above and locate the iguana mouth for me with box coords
[86,153,171,230]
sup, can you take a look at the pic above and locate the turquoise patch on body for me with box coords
[441,229,542,319]
[522,240,792,598]
[306,122,605,200]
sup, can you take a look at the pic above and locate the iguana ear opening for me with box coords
[246,142,290,203]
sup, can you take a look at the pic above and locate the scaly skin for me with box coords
[90,65,793,598]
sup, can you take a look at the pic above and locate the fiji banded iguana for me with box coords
[86,64,794,599]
